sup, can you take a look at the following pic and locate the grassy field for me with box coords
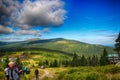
[56,66,120,80]
[1,65,120,80]
[0,49,119,80]
[32,65,120,80]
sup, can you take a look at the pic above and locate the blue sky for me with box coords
[43,0,120,46]
[0,0,120,46]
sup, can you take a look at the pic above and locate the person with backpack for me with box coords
[4,65,9,80]
[6,62,19,80]
[34,69,39,80]
[23,66,31,74]
[14,63,23,80]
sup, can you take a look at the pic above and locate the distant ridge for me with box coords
[0,38,115,55]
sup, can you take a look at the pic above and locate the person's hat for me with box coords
[8,62,14,65]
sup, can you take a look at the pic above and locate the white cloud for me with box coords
[0,37,21,41]
[17,0,66,29]
[0,25,14,34]
[15,29,41,36]
[0,0,66,36]
[78,34,116,46]
[0,0,20,26]
[42,28,50,33]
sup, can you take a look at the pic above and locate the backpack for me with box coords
[23,66,27,71]
[26,68,30,74]
[23,66,30,74]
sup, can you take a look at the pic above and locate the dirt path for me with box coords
[33,69,53,80]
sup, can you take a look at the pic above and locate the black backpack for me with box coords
[26,68,31,74]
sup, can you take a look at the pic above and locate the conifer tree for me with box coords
[95,55,99,66]
[87,56,92,66]
[80,55,87,66]
[50,61,53,67]
[100,48,109,65]
[114,32,120,59]
[72,53,78,66]
[38,61,41,67]
[64,60,69,67]
[91,55,97,66]
[45,60,49,66]
[53,59,59,67]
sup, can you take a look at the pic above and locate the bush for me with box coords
[68,68,78,74]
[105,66,120,74]
[86,73,99,80]
[64,74,74,80]
[0,72,5,80]
[57,72,66,80]
[111,74,120,80]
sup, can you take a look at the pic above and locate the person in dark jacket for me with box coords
[4,65,9,80]
[34,69,39,80]
[7,62,19,80]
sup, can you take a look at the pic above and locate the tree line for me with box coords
[1,48,109,69]
[40,32,120,67]
[36,48,110,67]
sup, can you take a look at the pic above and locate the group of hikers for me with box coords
[4,61,40,80]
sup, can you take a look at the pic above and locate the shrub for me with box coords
[64,74,75,80]
[86,73,99,80]
[57,72,66,80]
[68,68,78,74]
[0,72,5,80]
[105,66,120,74]
[111,74,120,80]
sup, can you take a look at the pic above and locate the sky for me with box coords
[0,0,120,46]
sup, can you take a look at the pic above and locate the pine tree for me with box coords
[53,59,59,67]
[100,55,104,66]
[45,60,49,66]
[91,55,99,66]
[80,55,87,66]
[91,55,97,66]
[61,59,65,66]
[100,48,109,66]
[95,55,99,66]
[87,56,92,66]
[114,32,120,59]
[64,60,69,67]
[50,61,53,67]
[38,61,41,67]
[72,53,78,67]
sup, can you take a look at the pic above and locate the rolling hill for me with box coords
[0,38,115,56]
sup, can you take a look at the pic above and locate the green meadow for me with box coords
[0,38,119,80]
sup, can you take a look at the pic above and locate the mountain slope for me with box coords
[0,38,115,55]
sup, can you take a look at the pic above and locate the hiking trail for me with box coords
[33,69,53,80]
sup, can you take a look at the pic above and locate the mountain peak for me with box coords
[26,38,41,41]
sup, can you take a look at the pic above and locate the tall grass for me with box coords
[57,65,120,80]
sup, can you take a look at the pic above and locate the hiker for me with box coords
[34,69,39,80]
[14,63,23,79]
[23,66,27,73]
[23,66,31,74]
[7,62,19,80]
[4,65,9,80]
[41,65,45,69]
